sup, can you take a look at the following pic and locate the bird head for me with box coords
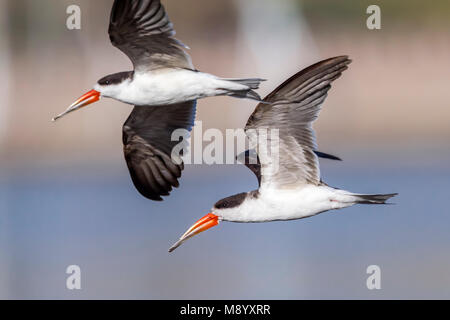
[93,71,133,100]
[52,71,133,121]
[168,192,250,252]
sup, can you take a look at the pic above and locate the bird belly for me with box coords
[117,70,229,106]
[225,186,345,223]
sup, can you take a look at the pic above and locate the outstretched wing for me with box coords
[237,149,341,187]
[109,0,193,72]
[123,101,196,201]
[245,56,351,190]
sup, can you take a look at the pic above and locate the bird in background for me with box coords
[169,56,398,252]
[52,0,266,201]
[52,0,340,201]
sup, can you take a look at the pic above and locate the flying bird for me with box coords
[169,56,397,252]
[52,0,266,201]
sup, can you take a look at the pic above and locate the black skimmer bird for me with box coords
[169,56,398,252]
[52,0,266,201]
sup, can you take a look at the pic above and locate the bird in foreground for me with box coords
[52,0,266,201]
[169,56,398,252]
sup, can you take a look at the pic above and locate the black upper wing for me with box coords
[109,0,193,71]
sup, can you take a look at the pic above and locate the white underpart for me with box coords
[217,185,359,223]
[94,69,251,106]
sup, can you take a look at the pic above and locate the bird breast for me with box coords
[115,69,225,106]
[219,185,340,223]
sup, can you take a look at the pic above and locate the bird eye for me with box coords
[105,80,110,85]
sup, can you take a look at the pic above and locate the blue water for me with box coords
[0,162,449,299]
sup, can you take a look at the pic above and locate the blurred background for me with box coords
[0,0,449,299]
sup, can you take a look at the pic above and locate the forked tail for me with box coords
[223,78,266,101]
[353,193,398,204]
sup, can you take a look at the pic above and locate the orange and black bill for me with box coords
[169,213,219,252]
[52,89,100,121]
